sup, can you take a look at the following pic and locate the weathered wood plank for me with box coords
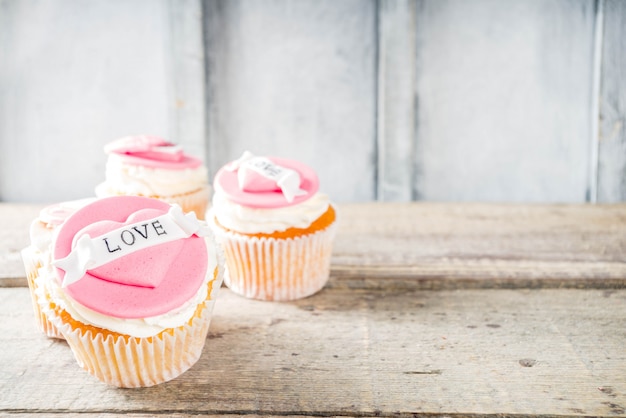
[412,0,596,202]
[1,287,625,416]
[1,203,625,288]
[598,0,626,202]
[332,202,626,288]
[203,0,378,202]
[0,0,206,203]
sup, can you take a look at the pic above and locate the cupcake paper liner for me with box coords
[21,247,64,339]
[159,186,211,220]
[40,244,224,388]
[211,219,337,301]
[51,299,216,388]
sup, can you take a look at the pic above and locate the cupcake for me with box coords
[21,198,95,339]
[209,151,337,301]
[95,135,210,219]
[39,196,223,387]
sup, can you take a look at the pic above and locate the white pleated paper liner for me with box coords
[158,186,211,220]
[51,299,215,388]
[210,216,337,302]
[39,244,224,388]
[21,246,65,339]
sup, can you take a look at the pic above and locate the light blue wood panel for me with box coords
[2,0,620,204]
[598,0,626,202]
[411,0,597,202]
[0,0,205,203]
[377,0,417,202]
[204,0,378,202]
[168,0,208,163]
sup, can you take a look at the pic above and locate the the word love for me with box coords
[103,220,168,253]
[247,158,283,178]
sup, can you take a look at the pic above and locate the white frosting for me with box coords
[231,152,308,202]
[29,199,95,252]
[29,221,54,253]
[38,236,222,338]
[211,188,330,234]
[98,154,209,197]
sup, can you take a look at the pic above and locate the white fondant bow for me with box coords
[53,205,210,288]
[227,151,307,203]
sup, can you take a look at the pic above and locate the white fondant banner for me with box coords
[229,151,307,202]
[53,205,209,287]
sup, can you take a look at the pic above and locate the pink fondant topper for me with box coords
[53,196,209,318]
[104,135,203,170]
[214,151,319,208]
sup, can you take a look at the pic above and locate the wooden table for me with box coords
[1,202,625,417]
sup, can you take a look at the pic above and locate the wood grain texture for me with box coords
[1,287,625,416]
[412,0,596,202]
[0,0,205,203]
[203,0,378,202]
[332,202,626,288]
[598,0,626,202]
[2,202,625,289]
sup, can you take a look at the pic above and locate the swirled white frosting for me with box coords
[29,221,54,254]
[211,188,330,234]
[98,154,209,197]
[29,199,96,252]
[38,237,221,338]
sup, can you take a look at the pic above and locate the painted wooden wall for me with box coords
[598,0,626,202]
[204,0,377,202]
[0,0,206,202]
[0,0,624,204]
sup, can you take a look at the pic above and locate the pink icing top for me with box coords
[214,155,319,208]
[53,196,208,318]
[105,135,203,170]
